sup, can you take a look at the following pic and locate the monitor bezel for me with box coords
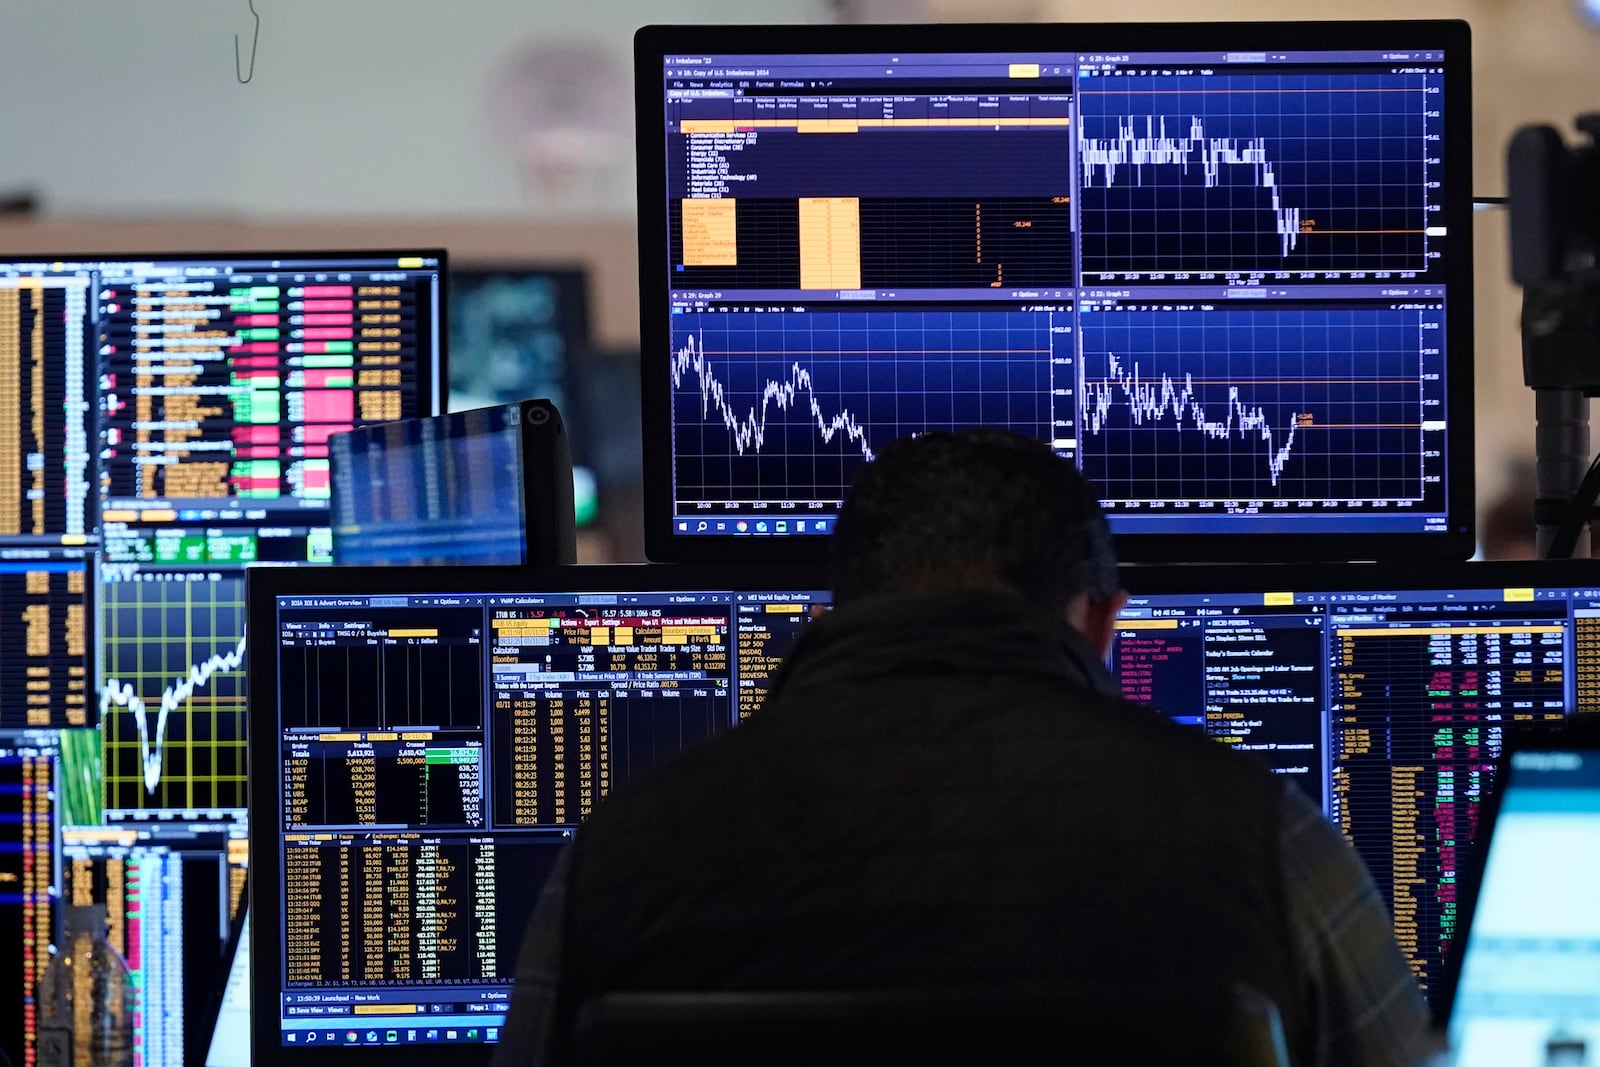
[245,561,830,1066]
[633,20,1476,566]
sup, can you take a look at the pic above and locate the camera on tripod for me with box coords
[1507,115,1600,557]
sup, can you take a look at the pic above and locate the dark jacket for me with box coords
[560,589,1308,1046]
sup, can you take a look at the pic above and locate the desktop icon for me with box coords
[735,520,748,533]
[346,1032,359,1044]
[386,1031,398,1043]
[775,521,788,533]
[755,521,768,533]
[467,1029,480,1040]
[696,520,708,532]
[306,1032,317,1044]
[287,1034,297,1044]
[366,1031,379,1043]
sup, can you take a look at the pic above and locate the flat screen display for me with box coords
[634,21,1474,563]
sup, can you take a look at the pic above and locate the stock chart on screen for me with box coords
[0,252,446,822]
[636,22,1472,562]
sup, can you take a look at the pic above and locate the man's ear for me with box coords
[1067,589,1130,658]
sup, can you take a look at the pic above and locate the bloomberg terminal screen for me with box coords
[654,43,1460,543]
[28,252,449,823]
[1112,579,1575,997]
[266,584,825,1047]
[266,565,1599,1042]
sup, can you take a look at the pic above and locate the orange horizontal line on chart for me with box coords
[695,348,1053,355]
[1077,87,1425,94]
[680,117,1071,133]
[1106,379,1422,385]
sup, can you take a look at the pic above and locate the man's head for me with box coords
[830,428,1126,652]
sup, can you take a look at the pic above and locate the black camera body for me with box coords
[1507,116,1600,555]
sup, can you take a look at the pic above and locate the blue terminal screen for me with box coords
[654,42,1459,543]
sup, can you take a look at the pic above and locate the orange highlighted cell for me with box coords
[799,197,861,290]
[681,198,738,266]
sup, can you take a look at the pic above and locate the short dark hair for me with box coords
[830,428,1119,613]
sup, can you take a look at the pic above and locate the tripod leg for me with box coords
[1534,388,1590,557]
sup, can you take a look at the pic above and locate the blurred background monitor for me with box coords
[447,265,600,528]
[330,399,577,566]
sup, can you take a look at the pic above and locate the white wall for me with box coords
[0,0,825,218]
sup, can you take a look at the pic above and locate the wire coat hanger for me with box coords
[236,0,260,83]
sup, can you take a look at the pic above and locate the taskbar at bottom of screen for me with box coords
[282,1021,502,1047]
[674,514,834,537]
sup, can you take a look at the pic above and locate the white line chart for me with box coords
[100,634,247,796]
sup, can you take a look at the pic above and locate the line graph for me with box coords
[100,574,247,814]
[1084,347,1302,487]
[1078,304,1438,504]
[1075,70,1440,276]
[670,308,1060,506]
[1082,116,1305,259]
[675,329,876,461]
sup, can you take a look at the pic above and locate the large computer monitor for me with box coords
[634,20,1475,563]
[247,562,829,1058]
[250,556,1593,1059]
[2,250,453,822]
[1113,558,1599,999]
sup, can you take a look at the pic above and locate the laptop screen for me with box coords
[205,904,251,1067]
[1444,746,1600,1065]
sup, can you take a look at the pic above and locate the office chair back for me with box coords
[570,982,1291,1066]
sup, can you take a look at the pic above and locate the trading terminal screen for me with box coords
[253,560,1600,1052]
[0,251,449,822]
[251,567,825,1050]
[1114,563,1592,1000]
[634,21,1474,562]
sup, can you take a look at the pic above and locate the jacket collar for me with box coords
[766,588,1125,704]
